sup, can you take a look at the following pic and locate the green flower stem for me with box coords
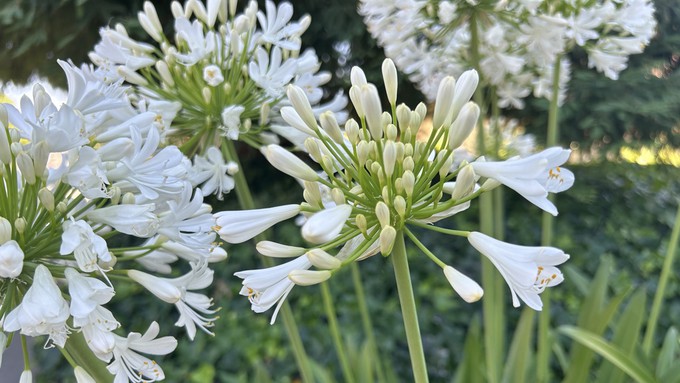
[351,263,385,383]
[470,13,504,382]
[407,221,469,238]
[391,231,429,383]
[537,57,563,383]
[642,202,680,354]
[63,331,113,383]
[404,228,445,268]
[321,281,355,383]
[21,335,30,370]
[221,138,314,383]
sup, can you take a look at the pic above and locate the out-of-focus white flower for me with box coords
[468,231,569,310]
[301,204,352,244]
[190,147,237,199]
[86,204,159,237]
[60,220,111,272]
[203,64,224,87]
[220,105,245,140]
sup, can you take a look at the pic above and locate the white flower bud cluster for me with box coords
[0,59,226,382]
[217,59,574,320]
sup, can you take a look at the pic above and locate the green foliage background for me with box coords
[1,0,678,381]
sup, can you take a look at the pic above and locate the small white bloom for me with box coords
[235,254,312,324]
[215,204,301,244]
[468,231,569,310]
[4,265,70,348]
[220,105,245,140]
[256,0,303,50]
[203,64,224,87]
[190,147,236,199]
[173,17,216,65]
[249,47,297,99]
[471,147,574,216]
[60,220,111,272]
[65,268,115,320]
[443,265,483,303]
[0,240,24,278]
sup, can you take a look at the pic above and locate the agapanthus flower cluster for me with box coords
[0,60,224,382]
[90,0,347,199]
[359,0,656,108]
[215,59,574,324]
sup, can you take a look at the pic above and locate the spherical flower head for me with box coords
[0,58,223,380]
[89,0,346,198]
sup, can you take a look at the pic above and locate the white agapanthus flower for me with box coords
[359,0,656,107]
[0,60,223,381]
[90,0,345,199]
[218,60,574,319]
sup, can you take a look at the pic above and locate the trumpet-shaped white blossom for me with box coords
[468,231,569,310]
[0,240,24,278]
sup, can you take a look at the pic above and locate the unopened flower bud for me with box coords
[331,188,345,205]
[396,104,411,130]
[380,226,397,255]
[264,144,318,182]
[383,141,396,178]
[395,178,404,194]
[450,70,479,121]
[394,196,406,218]
[110,187,121,205]
[0,104,7,128]
[415,102,427,121]
[382,58,398,106]
[303,181,322,207]
[9,129,20,144]
[355,214,367,235]
[357,141,370,166]
[451,165,476,200]
[38,188,54,212]
[14,217,26,235]
[385,124,398,141]
[350,66,367,87]
[139,11,163,42]
[289,269,331,286]
[256,241,306,258]
[307,249,341,270]
[345,119,360,145]
[448,102,479,150]
[0,217,11,244]
[403,170,415,197]
[208,246,228,262]
[433,76,456,130]
[304,138,322,163]
[287,85,317,130]
[57,201,68,214]
[11,142,22,156]
[444,265,483,303]
[16,152,35,184]
[481,178,501,192]
[439,154,453,178]
[0,121,10,164]
[320,112,344,144]
[361,85,383,140]
[32,141,49,179]
[155,60,174,86]
[302,204,352,244]
[202,87,211,103]
[122,192,136,204]
[223,82,232,95]
[375,201,390,228]
[259,102,270,126]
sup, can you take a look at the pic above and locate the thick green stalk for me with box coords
[222,138,315,383]
[642,203,680,353]
[470,14,503,383]
[391,231,428,382]
[351,263,385,382]
[537,58,562,383]
[321,281,356,383]
[63,331,113,383]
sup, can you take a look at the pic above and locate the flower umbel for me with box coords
[220,59,574,318]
